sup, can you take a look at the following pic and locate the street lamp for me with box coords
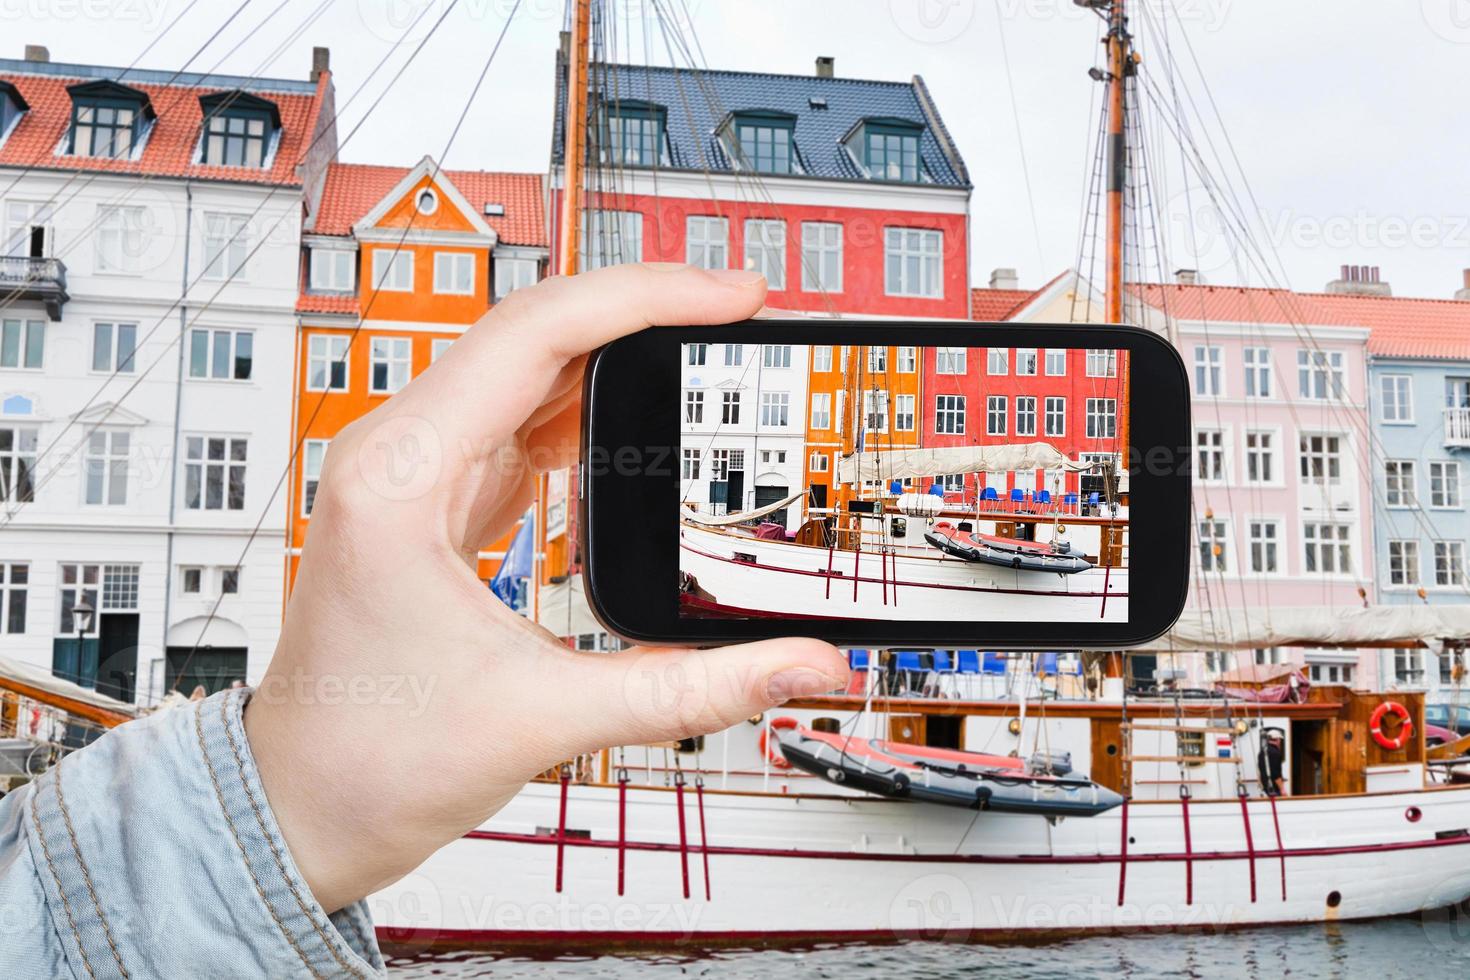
[72,597,94,637]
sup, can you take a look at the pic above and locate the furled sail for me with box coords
[679,487,809,527]
[835,443,1094,486]
[1140,605,1470,652]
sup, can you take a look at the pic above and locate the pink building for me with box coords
[1135,285,1377,688]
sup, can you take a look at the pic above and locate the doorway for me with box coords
[95,613,140,703]
[165,647,248,697]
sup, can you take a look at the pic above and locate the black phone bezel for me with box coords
[580,320,1191,648]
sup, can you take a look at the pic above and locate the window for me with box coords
[686,216,728,270]
[935,347,965,374]
[895,394,915,432]
[1395,650,1425,686]
[95,206,145,274]
[1,318,44,369]
[1303,522,1352,574]
[867,348,888,373]
[1244,431,1274,483]
[201,109,269,169]
[202,213,250,281]
[302,440,328,516]
[91,322,137,373]
[812,346,832,372]
[1196,430,1226,482]
[433,252,475,294]
[686,343,708,366]
[1385,460,1417,508]
[760,392,790,427]
[986,396,1007,436]
[492,256,538,301]
[864,390,889,433]
[809,452,829,473]
[188,328,252,381]
[940,473,966,492]
[935,395,965,435]
[800,222,842,292]
[370,337,412,394]
[987,348,1009,375]
[70,95,143,158]
[1435,541,1467,587]
[681,449,700,481]
[684,391,704,424]
[582,210,643,269]
[762,345,792,368]
[431,338,453,361]
[1086,349,1117,377]
[1254,648,1284,666]
[1015,396,1037,437]
[736,117,794,174]
[721,391,740,425]
[371,249,413,291]
[0,426,37,503]
[1297,349,1345,400]
[181,567,203,595]
[1379,374,1412,422]
[58,564,100,636]
[307,334,349,391]
[1299,434,1342,484]
[184,436,247,511]
[308,248,354,293]
[864,124,920,181]
[606,106,664,166]
[1086,398,1117,439]
[810,392,831,429]
[1194,345,1223,396]
[883,228,942,298]
[1199,519,1228,572]
[1015,348,1038,376]
[1249,520,1280,574]
[1045,349,1066,376]
[896,347,916,373]
[220,567,240,595]
[1388,539,1419,587]
[1,563,26,633]
[1205,651,1235,676]
[1309,662,1354,685]
[744,219,786,289]
[723,344,743,366]
[1430,461,1462,508]
[1243,346,1272,397]
[1044,397,1065,437]
[83,431,128,505]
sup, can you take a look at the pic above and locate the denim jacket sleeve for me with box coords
[0,688,385,979]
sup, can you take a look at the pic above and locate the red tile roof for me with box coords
[309,162,546,246]
[296,293,357,316]
[1308,292,1470,361]
[1131,283,1347,326]
[969,287,1036,321]
[0,69,328,186]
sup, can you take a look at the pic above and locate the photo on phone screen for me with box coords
[677,342,1129,623]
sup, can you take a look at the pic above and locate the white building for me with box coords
[680,341,811,532]
[0,47,336,703]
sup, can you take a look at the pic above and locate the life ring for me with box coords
[1370,701,1414,751]
[758,716,800,769]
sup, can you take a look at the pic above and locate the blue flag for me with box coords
[490,509,534,609]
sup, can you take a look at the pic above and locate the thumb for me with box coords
[560,639,849,753]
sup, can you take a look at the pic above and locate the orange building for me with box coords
[804,345,924,507]
[288,157,547,589]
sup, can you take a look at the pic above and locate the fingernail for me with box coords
[766,668,841,703]
[707,268,766,287]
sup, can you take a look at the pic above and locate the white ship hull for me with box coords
[678,524,1128,622]
[370,778,1470,946]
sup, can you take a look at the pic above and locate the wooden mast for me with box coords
[1103,0,1130,683]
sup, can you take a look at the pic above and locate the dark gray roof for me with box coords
[552,61,969,189]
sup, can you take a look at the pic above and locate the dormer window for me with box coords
[0,81,28,143]
[847,118,924,182]
[198,90,280,168]
[602,100,667,167]
[728,111,797,175]
[66,80,153,160]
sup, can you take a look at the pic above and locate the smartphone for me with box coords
[580,320,1191,648]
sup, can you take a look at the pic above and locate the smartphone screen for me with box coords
[677,342,1130,623]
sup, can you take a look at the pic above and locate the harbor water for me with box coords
[386,914,1470,977]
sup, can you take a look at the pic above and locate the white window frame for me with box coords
[0,318,45,370]
[1298,433,1343,486]
[431,337,453,361]
[1194,344,1224,397]
[1015,396,1037,437]
[686,216,729,270]
[760,392,791,427]
[811,346,833,372]
[883,227,943,298]
[187,327,252,382]
[306,333,349,392]
[1243,346,1272,398]
[1044,349,1066,376]
[1385,459,1417,509]
[369,336,413,394]
[432,251,476,295]
[935,347,966,375]
[91,321,137,374]
[1378,373,1413,424]
[201,212,250,281]
[1015,348,1038,376]
[1244,429,1278,485]
[582,210,644,270]
[1433,540,1467,588]
[1044,396,1065,437]
[895,393,915,432]
[684,390,704,424]
[94,205,145,275]
[82,430,129,506]
[1429,460,1463,509]
[810,392,831,430]
[935,394,965,435]
[1086,398,1117,439]
[1387,538,1420,588]
[744,219,786,289]
[1303,520,1353,576]
[0,425,37,503]
[762,345,792,369]
[1196,428,1227,483]
[1297,348,1345,400]
[1086,349,1117,378]
[987,348,1008,376]
[896,346,917,373]
[492,255,538,301]
[184,435,248,512]
[800,221,842,293]
[986,395,1007,436]
[1198,517,1229,573]
[309,248,355,292]
[720,391,740,425]
[0,562,28,634]
[371,249,414,292]
[864,390,889,434]
[1248,518,1283,575]
[302,439,329,517]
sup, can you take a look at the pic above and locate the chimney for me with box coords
[24,45,49,63]
[1325,263,1391,296]
[1456,269,1470,302]
[988,267,1019,291]
[815,56,834,78]
[310,46,330,82]
[1174,268,1199,286]
[559,30,570,60]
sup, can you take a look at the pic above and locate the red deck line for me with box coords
[1238,794,1258,903]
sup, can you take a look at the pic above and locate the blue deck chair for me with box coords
[981,486,1000,504]
[932,650,955,673]
[849,649,871,671]
[982,651,1007,674]
[1087,492,1101,507]
[1036,652,1060,674]
[957,650,981,674]
[928,484,944,497]
[1063,492,1079,510]
[894,650,924,672]
[889,480,903,496]
[1035,489,1052,507]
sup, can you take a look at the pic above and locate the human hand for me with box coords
[244,264,848,913]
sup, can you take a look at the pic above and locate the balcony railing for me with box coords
[0,256,69,320]
[1445,407,1470,448]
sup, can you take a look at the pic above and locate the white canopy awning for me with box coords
[1137,605,1470,652]
[679,488,808,527]
[835,443,1093,485]
[0,653,137,717]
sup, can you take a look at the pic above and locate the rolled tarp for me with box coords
[835,442,1094,486]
